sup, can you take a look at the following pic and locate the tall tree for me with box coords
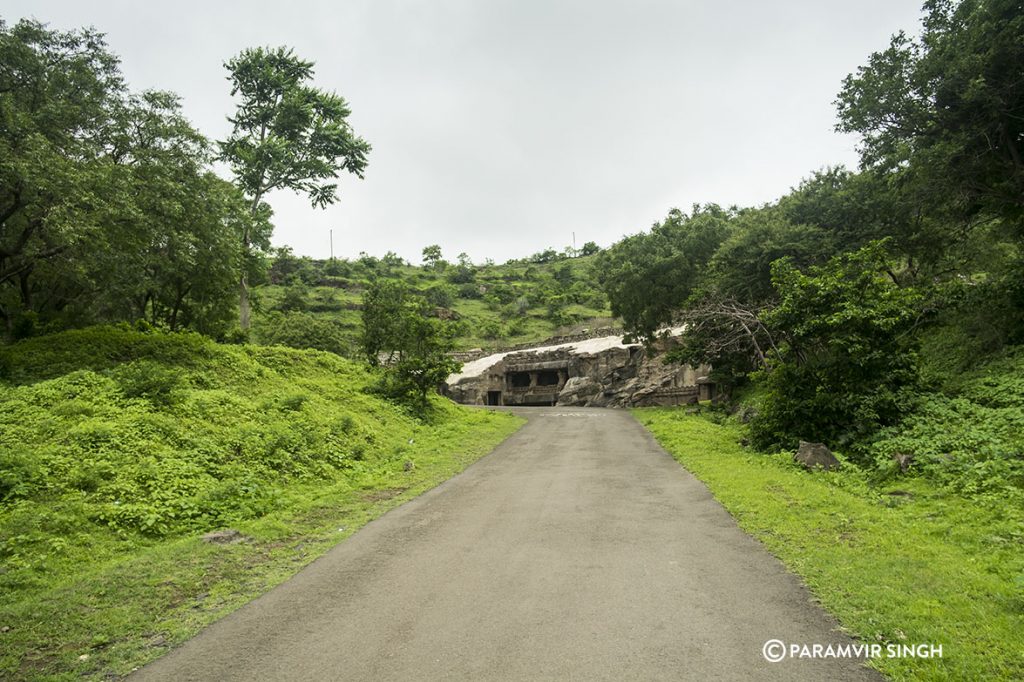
[836,0,1024,232]
[219,47,371,329]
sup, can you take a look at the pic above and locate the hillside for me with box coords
[250,249,615,355]
[0,326,522,679]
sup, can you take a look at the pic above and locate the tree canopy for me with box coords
[0,19,249,337]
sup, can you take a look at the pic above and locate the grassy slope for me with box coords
[253,255,615,351]
[0,327,523,680]
[636,410,1024,681]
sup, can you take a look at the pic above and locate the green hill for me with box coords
[250,250,615,355]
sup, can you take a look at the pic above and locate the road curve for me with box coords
[133,407,880,681]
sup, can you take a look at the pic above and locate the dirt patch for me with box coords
[359,487,408,503]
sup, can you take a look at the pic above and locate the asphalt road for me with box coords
[133,407,881,681]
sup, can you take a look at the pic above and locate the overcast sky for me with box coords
[8,1,924,263]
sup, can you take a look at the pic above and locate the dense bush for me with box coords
[252,311,353,356]
[751,245,924,451]
[869,348,1024,505]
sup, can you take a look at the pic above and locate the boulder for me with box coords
[557,376,601,406]
[891,452,914,472]
[793,441,841,471]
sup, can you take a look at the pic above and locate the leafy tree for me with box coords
[706,211,829,303]
[424,283,456,308]
[97,92,248,334]
[0,19,124,332]
[836,0,1024,233]
[360,280,460,411]
[774,169,911,255]
[268,246,304,284]
[422,244,445,269]
[579,241,601,256]
[553,263,574,287]
[596,205,736,342]
[529,248,560,264]
[220,46,370,329]
[277,282,309,312]
[750,243,926,452]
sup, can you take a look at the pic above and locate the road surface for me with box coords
[133,407,880,681]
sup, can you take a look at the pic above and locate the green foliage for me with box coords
[277,282,310,312]
[751,244,925,451]
[421,244,445,269]
[423,283,456,308]
[113,360,186,407]
[255,251,614,353]
[870,347,1024,504]
[0,327,522,680]
[219,45,370,328]
[252,310,353,356]
[479,320,502,339]
[528,247,561,264]
[0,326,484,582]
[837,0,1024,232]
[360,281,461,410]
[447,261,476,284]
[0,20,249,337]
[596,205,735,341]
[707,212,829,303]
[219,46,370,210]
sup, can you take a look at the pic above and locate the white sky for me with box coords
[7,1,924,263]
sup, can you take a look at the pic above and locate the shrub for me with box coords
[277,283,310,312]
[751,244,924,452]
[112,360,185,407]
[423,283,456,309]
[253,311,352,356]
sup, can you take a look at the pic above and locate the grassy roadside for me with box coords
[1,408,521,681]
[635,409,1024,681]
[0,327,524,680]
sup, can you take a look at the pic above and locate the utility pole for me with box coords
[330,229,334,261]
[572,231,576,257]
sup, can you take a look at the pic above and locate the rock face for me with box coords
[793,441,841,471]
[557,376,601,405]
[445,333,711,408]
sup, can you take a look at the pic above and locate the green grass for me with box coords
[636,409,1024,681]
[0,326,524,680]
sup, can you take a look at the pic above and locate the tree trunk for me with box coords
[239,272,251,330]
[239,190,263,331]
